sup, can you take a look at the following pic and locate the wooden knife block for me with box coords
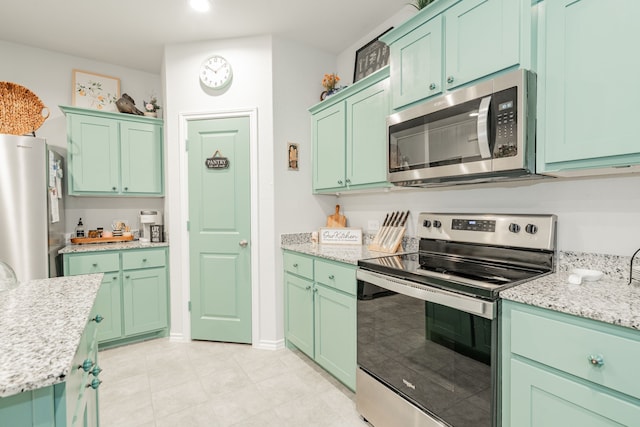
[367,227,405,253]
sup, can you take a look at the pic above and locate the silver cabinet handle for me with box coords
[239,240,248,247]
[477,96,492,159]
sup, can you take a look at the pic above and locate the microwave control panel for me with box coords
[493,86,517,158]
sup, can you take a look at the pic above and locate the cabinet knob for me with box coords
[113,276,118,280]
[125,275,130,279]
[293,263,299,268]
[337,180,343,185]
[345,179,351,184]
[79,359,94,372]
[313,288,318,293]
[90,365,102,377]
[305,285,311,291]
[588,354,605,367]
[112,186,117,191]
[429,83,437,90]
[447,76,455,84]
[239,240,249,247]
[91,314,104,323]
[124,187,129,191]
[328,274,335,280]
[87,379,102,390]
[142,258,147,262]
[92,263,98,267]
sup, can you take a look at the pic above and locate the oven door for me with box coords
[356,269,498,427]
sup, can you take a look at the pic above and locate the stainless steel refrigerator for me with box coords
[0,134,65,282]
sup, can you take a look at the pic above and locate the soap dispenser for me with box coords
[76,218,85,238]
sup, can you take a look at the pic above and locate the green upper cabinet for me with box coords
[310,67,391,194]
[389,16,443,108]
[382,0,530,111]
[444,0,520,90]
[60,105,164,196]
[313,101,346,191]
[537,0,640,175]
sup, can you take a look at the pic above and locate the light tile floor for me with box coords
[98,338,370,427]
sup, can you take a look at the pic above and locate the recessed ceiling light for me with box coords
[190,0,211,12]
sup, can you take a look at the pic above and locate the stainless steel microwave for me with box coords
[387,69,537,187]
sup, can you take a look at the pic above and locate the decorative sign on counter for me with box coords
[319,227,362,245]
[205,150,230,169]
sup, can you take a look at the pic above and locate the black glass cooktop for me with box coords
[358,251,550,299]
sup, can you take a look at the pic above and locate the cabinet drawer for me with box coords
[511,308,640,400]
[122,249,165,270]
[283,252,313,279]
[314,260,356,295]
[67,253,119,275]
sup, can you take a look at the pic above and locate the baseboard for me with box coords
[253,338,285,350]
[169,332,187,342]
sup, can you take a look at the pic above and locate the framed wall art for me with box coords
[72,69,120,111]
[353,28,393,83]
[288,142,299,171]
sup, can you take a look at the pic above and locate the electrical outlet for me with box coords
[368,220,380,232]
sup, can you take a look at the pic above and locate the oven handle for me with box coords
[357,269,495,320]
[477,95,492,159]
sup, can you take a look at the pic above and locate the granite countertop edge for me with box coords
[282,236,640,332]
[59,241,169,254]
[0,274,103,398]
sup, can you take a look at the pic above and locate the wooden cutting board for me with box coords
[326,204,347,228]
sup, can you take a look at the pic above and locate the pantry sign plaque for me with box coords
[205,150,229,169]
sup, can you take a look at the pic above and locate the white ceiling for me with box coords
[0,0,410,74]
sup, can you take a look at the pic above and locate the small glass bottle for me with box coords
[76,218,85,238]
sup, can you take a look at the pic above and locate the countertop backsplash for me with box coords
[280,232,419,252]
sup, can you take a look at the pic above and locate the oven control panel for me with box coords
[417,213,556,250]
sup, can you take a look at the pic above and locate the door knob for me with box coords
[239,240,248,247]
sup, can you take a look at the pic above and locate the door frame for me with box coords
[178,108,260,345]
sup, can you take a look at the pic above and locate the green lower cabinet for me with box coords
[283,251,357,390]
[64,247,169,348]
[313,283,356,389]
[123,267,168,336]
[502,300,640,426]
[284,272,314,357]
[0,387,56,427]
[93,272,122,342]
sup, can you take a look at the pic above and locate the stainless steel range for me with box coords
[356,213,557,427]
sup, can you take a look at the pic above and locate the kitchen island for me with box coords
[0,274,103,426]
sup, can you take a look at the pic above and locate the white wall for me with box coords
[0,40,163,234]
[272,36,340,343]
[163,35,278,346]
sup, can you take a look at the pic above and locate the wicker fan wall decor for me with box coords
[0,82,50,135]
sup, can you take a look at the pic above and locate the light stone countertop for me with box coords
[501,251,640,331]
[0,274,103,398]
[281,242,395,265]
[59,241,169,254]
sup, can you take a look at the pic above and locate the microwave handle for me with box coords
[477,96,492,159]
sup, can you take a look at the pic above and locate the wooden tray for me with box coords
[71,235,134,245]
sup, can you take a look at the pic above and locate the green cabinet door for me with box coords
[390,15,442,109]
[93,273,122,342]
[346,78,390,186]
[538,0,640,172]
[68,114,120,194]
[314,283,356,390]
[510,359,640,426]
[0,387,56,427]
[313,102,346,191]
[120,121,163,195]
[284,272,314,358]
[122,266,168,336]
[444,0,520,90]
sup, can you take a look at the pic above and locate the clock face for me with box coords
[200,55,232,89]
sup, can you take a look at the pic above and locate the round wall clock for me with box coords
[199,55,233,89]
